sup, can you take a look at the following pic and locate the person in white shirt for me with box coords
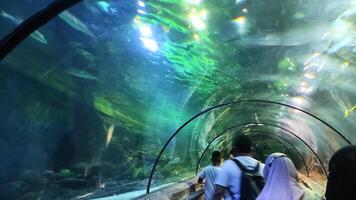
[214,135,264,200]
[198,151,222,200]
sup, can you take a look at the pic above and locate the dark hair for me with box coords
[211,151,221,163]
[325,145,356,200]
[233,135,252,154]
[229,148,235,157]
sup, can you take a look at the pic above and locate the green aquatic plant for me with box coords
[137,0,219,98]
[278,57,297,71]
[94,95,145,130]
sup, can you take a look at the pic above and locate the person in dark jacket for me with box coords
[325,145,356,200]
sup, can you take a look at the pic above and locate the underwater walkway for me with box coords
[0,0,355,199]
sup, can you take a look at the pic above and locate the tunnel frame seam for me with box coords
[196,122,327,177]
[0,0,83,60]
[147,100,344,193]
[195,124,311,177]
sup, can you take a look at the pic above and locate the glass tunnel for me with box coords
[0,0,355,199]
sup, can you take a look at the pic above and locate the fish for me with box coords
[66,69,98,80]
[344,105,356,118]
[230,7,356,55]
[84,1,101,15]
[105,124,115,147]
[59,10,95,38]
[0,9,48,44]
[29,30,48,44]
[339,7,356,23]
[328,37,353,54]
[0,9,21,24]
[254,112,260,123]
[85,1,117,15]
[96,1,117,14]
[230,24,330,47]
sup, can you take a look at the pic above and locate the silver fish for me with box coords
[59,10,95,38]
[66,69,98,80]
[232,24,330,47]
[30,30,48,44]
[232,9,356,54]
[328,37,353,54]
[0,9,48,44]
[0,9,21,24]
[96,1,117,14]
[105,124,115,147]
[339,7,356,23]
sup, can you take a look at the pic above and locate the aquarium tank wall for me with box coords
[0,0,355,199]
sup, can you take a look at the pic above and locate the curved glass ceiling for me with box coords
[0,0,356,199]
[151,101,346,192]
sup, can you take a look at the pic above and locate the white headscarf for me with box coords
[257,153,305,200]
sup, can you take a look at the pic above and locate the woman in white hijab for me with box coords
[257,153,305,200]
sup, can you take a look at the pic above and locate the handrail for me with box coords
[185,189,204,200]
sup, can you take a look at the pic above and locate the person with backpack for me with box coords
[213,135,265,200]
[256,153,305,200]
[197,151,222,200]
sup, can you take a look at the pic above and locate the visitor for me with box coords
[256,153,305,200]
[325,145,356,200]
[229,149,235,160]
[214,135,264,200]
[198,151,222,200]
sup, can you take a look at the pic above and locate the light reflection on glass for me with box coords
[304,52,321,66]
[233,16,246,25]
[200,9,208,19]
[137,1,145,7]
[187,0,203,5]
[137,9,146,14]
[332,20,350,39]
[139,24,152,37]
[140,37,159,52]
[299,85,313,94]
[189,9,207,30]
[304,73,316,79]
[190,15,206,30]
[236,0,246,4]
[341,61,350,69]
[317,61,326,72]
[233,16,248,35]
[292,96,305,106]
[304,62,319,70]
[135,15,159,52]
